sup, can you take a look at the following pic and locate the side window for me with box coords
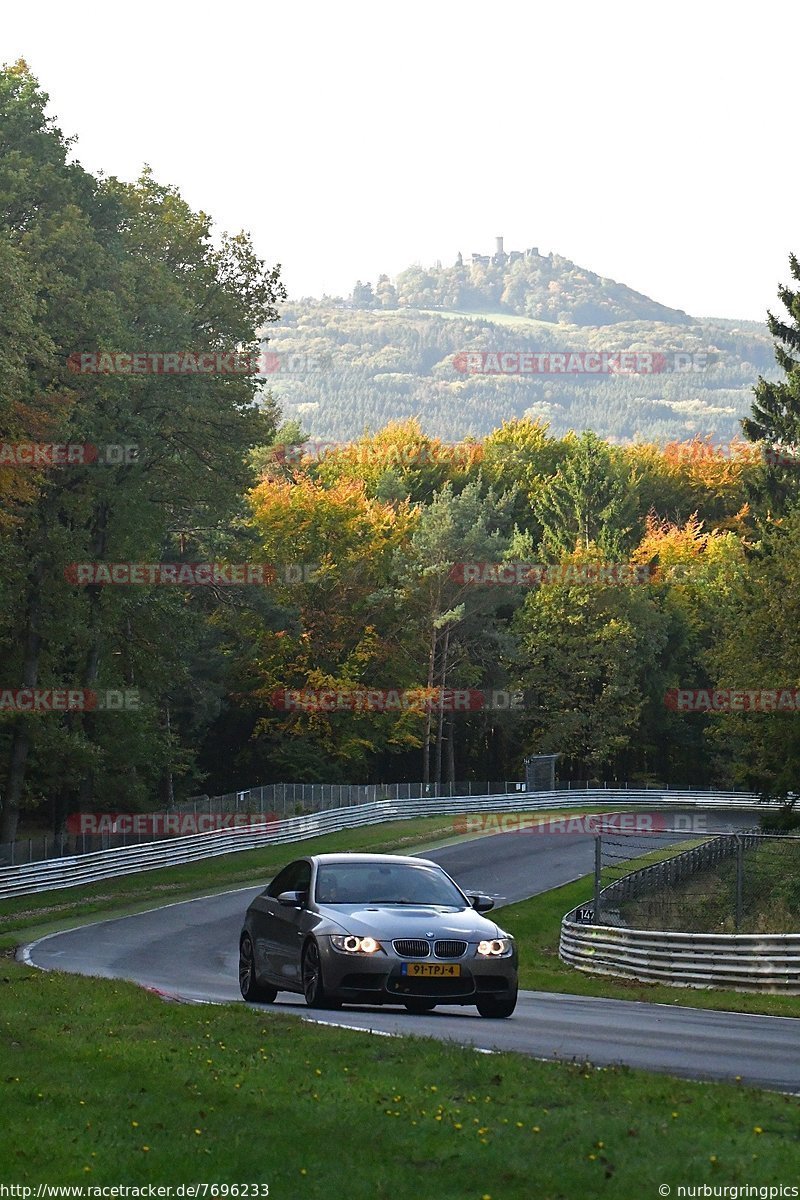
[266,860,312,898]
[266,862,302,898]
[293,861,312,896]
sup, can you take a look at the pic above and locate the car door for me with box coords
[258,859,313,985]
[250,861,304,984]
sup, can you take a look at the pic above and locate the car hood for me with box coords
[315,903,506,940]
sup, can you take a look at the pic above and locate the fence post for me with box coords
[735,835,744,932]
[594,835,602,924]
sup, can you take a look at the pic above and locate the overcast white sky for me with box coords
[3,0,797,321]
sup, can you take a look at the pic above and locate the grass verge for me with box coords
[1,960,798,1195]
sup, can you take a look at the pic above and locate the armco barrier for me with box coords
[559,825,800,993]
[559,922,800,992]
[0,788,761,900]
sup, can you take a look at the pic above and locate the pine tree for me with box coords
[742,252,800,508]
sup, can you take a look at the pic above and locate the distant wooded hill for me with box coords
[261,244,777,444]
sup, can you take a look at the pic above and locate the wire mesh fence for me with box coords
[0,780,528,865]
[0,779,759,868]
[587,830,800,934]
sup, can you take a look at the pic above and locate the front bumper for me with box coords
[318,938,518,1005]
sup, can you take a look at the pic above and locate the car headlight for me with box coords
[477,938,513,957]
[330,935,383,954]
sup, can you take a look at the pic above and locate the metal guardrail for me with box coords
[559,923,800,992]
[0,788,760,900]
[2,779,717,866]
[5,781,530,867]
[559,828,800,993]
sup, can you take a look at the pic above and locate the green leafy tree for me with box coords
[533,431,641,557]
[0,63,285,839]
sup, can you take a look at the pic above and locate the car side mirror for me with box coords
[469,894,494,913]
[277,890,306,908]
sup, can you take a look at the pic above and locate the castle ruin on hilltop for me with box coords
[455,237,546,269]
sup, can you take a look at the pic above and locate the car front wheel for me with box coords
[302,940,340,1009]
[475,989,518,1019]
[239,935,278,1003]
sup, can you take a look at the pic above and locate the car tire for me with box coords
[403,999,437,1014]
[302,939,341,1009]
[239,935,278,1004]
[475,989,518,1019]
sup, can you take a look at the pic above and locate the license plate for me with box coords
[401,962,461,977]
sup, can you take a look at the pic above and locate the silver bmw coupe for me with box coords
[238,852,518,1017]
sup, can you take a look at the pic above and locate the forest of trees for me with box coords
[366,250,693,325]
[3,62,800,840]
[264,301,776,446]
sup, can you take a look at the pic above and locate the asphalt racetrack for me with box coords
[22,810,800,1093]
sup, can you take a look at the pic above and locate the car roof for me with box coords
[306,852,438,867]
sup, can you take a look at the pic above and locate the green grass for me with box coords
[1,960,797,1195]
[415,307,581,333]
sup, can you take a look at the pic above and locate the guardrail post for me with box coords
[594,835,602,924]
[735,835,744,932]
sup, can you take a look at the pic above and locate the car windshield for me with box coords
[315,862,466,907]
